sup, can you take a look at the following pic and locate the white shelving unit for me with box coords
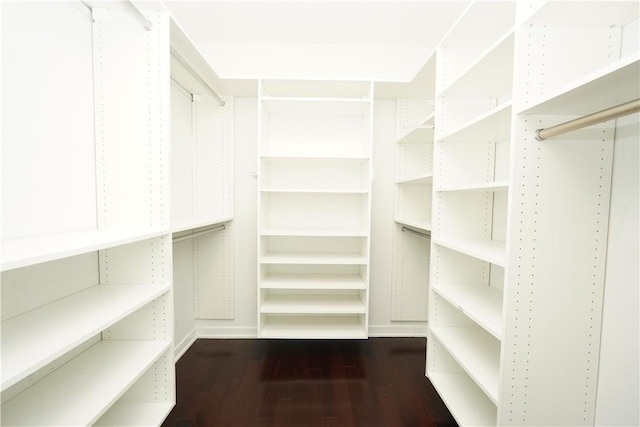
[0,1,228,424]
[169,18,234,358]
[427,1,639,426]
[427,1,515,425]
[389,56,436,322]
[257,80,373,339]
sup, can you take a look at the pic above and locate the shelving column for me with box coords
[257,80,373,339]
[501,1,639,425]
[391,92,435,322]
[426,1,516,426]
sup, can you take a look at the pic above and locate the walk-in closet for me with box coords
[1,1,638,426]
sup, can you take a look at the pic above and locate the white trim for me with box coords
[368,323,428,338]
[174,330,197,362]
[196,326,258,339]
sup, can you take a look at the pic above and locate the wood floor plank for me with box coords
[162,338,457,427]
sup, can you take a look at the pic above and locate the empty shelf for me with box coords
[261,274,366,290]
[1,284,168,391]
[432,285,503,339]
[260,315,366,339]
[1,340,170,426]
[261,294,366,314]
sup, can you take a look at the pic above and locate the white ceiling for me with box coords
[165,0,470,82]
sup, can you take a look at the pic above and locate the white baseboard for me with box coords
[368,323,428,337]
[173,324,427,361]
[174,330,197,362]
[196,325,258,339]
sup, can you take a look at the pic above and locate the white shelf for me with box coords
[260,315,366,339]
[1,284,168,391]
[261,274,366,290]
[519,53,640,115]
[431,327,500,404]
[433,237,506,267]
[432,285,503,339]
[261,228,368,237]
[396,174,433,185]
[261,154,370,162]
[396,124,435,144]
[436,181,509,193]
[171,217,232,234]
[439,102,512,143]
[428,372,497,427]
[261,96,370,103]
[261,252,367,265]
[261,294,366,314]
[261,189,368,194]
[1,227,169,272]
[395,218,432,233]
[442,30,515,98]
[1,340,170,426]
[96,402,175,427]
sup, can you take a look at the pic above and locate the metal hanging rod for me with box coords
[401,226,430,240]
[173,224,226,243]
[171,47,226,107]
[535,98,640,141]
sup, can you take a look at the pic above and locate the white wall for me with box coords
[595,114,639,426]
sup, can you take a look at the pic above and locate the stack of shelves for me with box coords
[390,56,437,322]
[1,2,176,425]
[257,80,373,339]
[427,1,515,425]
[427,0,639,426]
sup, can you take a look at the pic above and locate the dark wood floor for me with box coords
[161,337,457,427]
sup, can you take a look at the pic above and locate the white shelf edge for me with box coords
[261,228,369,237]
[436,180,510,193]
[1,340,171,426]
[396,174,434,185]
[431,326,500,404]
[394,218,432,233]
[96,402,175,427]
[260,189,368,194]
[438,101,512,142]
[261,96,370,103]
[428,372,497,427]
[260,155,370,161]
[260,294,366,314]
[260,315,367,339]
[432,284,503,340]
[518,52,640,115]
[1,284,169,391]
[1,227,170,272]
[440,28,516,98]
[432,237,506,267]
[260,274,366,290]
[171,217,232,234]
[260,253,368,265]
